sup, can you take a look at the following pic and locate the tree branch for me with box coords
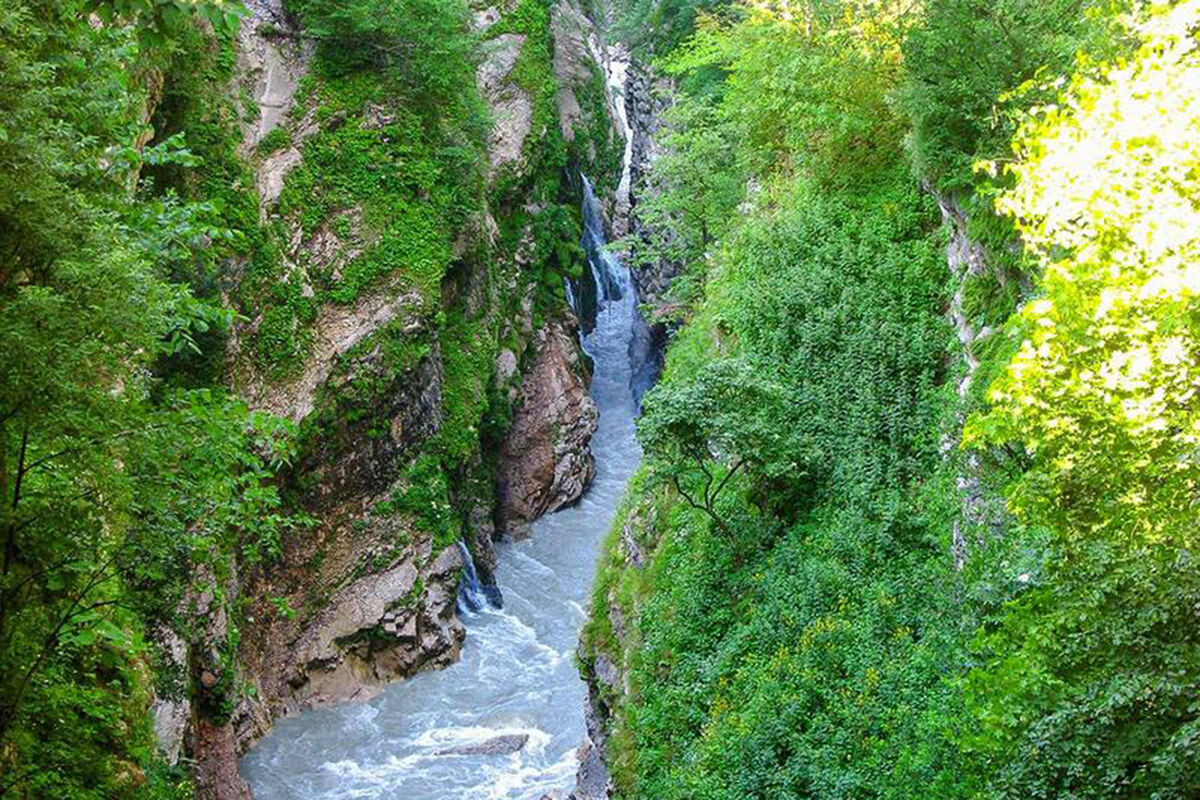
[0,553,120,741]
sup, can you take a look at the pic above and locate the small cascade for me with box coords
[579,174,659,409]
[455,541,502,614]
[563,275,578,316]
[579,175,627,307]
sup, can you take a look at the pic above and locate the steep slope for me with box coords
[574,2,1200,799]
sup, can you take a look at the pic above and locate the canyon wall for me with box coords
[145,0,626,793]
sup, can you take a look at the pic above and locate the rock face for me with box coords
[571,479,667,800]
[930,189,1017,568]
[230,279,427,425]
[178,566,257,800]
[497,318,599,536]
[551,0,625,187]
[239,537,467,725]
[151,0,623,794]
[236,0,310,154]
[551,1,598,144]
[623,62,677,309]
[479,32,534,174]
[620,61,677,404]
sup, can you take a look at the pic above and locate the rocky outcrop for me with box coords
[240,536,466,726]
[230,279,427,425]
[478,32,534,174]
[570,487,667,800]
[177,565,256,800]
[497,317,598,536]
[617,61,677,403]
[551,1,605,152]
[623,62,677,309]
[296,337,446,509]
[930,189,1019,568]
[551,0,626,193]
[150,625,189,765]
[194,718,253,800]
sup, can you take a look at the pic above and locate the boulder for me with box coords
[435,733,530,756]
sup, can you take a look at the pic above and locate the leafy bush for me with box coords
[616,165,963,799]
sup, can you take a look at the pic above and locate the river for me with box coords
[241,177,642,799]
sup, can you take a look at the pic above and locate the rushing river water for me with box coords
[241,178,643,799]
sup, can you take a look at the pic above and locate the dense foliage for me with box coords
[586,0,1200,798]
[0,1,297,796]
[963,5,1200,793]
[5,0,1199,794]
[599,169,966,800]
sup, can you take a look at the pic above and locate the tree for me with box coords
[964,3,1200,793]
[639,359,794,534]
[900,0,1132,191]
[0,2,301,793]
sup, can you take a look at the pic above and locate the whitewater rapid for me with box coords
[241,177,642,799]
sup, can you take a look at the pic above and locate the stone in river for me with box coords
[435,733,529,756]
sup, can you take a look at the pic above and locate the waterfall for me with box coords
[578,175,627,312]
[577,174,659,408]
[455,541,502,614]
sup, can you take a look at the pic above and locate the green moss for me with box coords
[434,293,500,464]
[487,0,569,207]
[390,454,461,550]
[256,124,292,156]
[153,15,491,379]
[249,64,486,376]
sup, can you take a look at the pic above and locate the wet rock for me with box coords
[466,497,501,584]
[481,583,505,608]
[435,733,530,756]
[497,318,598,536]
[573,737,610,800]
[246,542,466,718]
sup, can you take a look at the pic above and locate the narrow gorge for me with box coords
[241,176,644,798]
[3,1,1199,798]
